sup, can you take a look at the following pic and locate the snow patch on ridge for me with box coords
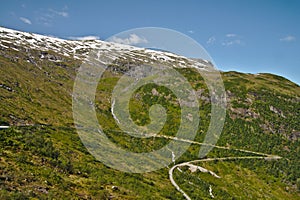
[0,26,212,71]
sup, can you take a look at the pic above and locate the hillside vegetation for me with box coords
[0,27,299,199]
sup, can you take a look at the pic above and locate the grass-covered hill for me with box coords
[0,27,299,199]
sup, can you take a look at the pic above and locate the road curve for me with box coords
[159,135,282,200]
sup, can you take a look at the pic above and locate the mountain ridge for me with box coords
[1,26,298,86]
[0,26,299,199]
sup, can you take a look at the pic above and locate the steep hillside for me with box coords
[0,27,299,199]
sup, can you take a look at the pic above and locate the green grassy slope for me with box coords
[0,44,299,199]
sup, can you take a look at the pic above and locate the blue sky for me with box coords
[1,0,299,85]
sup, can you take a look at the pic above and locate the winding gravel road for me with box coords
[156,135,282,200]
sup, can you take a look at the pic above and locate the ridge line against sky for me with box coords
[1,0,299,85]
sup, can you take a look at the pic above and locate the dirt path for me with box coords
[7,126,281,199]
[159,134,282,200]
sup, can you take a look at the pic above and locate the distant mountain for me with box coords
[0,27,299,199]
[146,47,173,53]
